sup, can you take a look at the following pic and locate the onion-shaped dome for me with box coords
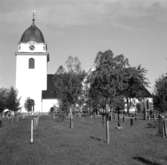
[20,23,45,43]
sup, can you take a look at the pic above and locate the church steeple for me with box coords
[19,10,45,43]
[16,11,49,113]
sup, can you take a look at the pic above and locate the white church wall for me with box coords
[16,55,47,90]
[16,54,47,112]
[42,99,59,113]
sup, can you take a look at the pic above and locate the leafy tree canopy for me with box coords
[53,56,86,112]
[56,65,66,75]
[154,74,167,113]
[24,97,35,112]
[65,56,82,73]
[0,88,8,112]
[6,87,20,112]
[122,65,149,98]
[0,87,20,112]
[88,50,149,111]
[89,50,129,104]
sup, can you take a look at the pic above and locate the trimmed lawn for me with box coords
[0,116,167,165]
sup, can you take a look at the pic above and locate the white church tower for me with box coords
[16,13,49,113]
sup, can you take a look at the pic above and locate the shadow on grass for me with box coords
[133,156,161,165]
[146,122,156,129]
[90,136,105,143]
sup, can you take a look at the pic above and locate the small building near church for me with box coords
[15,16,59,113]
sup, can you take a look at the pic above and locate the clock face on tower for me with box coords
[43,45,46,51]
[29,44,35,50]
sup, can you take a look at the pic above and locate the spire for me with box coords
[32,9,36,24]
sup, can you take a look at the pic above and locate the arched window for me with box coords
[29,58,35,69]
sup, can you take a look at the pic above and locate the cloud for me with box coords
[39,0,167,30]
[0,0,167,30]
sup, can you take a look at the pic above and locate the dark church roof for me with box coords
[137,86,152,98]
[42,74,57,99]
[42,74,152,100]
[20,23,45,43]
[125,85,152,98]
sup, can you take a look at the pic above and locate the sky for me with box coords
[0,0,167,92]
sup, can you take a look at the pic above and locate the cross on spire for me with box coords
[32,10,36,24]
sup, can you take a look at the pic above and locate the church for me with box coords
[15,16,59,113]
[15,15,153,114]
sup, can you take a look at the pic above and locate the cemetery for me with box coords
[0,112,167,165]
[0,2,167,165]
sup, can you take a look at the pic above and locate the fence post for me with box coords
[130,117,134,126]
[163,119,167,137]
[69,107,74,128]
[158,115,167,137]
[106,114,110,144]
[34,116,39,130]
[30,119,34,143]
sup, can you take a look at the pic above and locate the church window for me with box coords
[29,58,35,69]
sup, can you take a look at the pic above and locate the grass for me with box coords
[0,115,167,165]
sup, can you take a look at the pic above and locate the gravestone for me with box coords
[158,115,167,137]
[33,116,39,130]
[130,117,134,126]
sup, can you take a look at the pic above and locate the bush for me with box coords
[154,75,167,113]
[0,87,20,113]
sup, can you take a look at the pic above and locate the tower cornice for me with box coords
[15,52,50,61]
[15,52,49,55]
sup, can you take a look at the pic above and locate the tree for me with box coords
[6,87,20,112]
[0,88,8,113]
[88,50,129,144]
[56,65,66,75]
[65,56,81,73]
[154,74,167,113]
[24,98,35,112]
[53,57,85,127]
[53,72,85,113]
[89,50,149,112]
[0,87,20,113]
[88,50,129,111]
[54,57,85,112]
[121,66,149,114]
[53,71,85,128]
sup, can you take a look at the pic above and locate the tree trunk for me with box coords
[0,113,2,127]
[69,107,74,128]
[122,111,125,122]
[117,109,120,127]
[127,98,130,115]
[143,99,147,120]
[101,109,105,126]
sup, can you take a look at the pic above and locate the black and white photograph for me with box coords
[0,0,167,164]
